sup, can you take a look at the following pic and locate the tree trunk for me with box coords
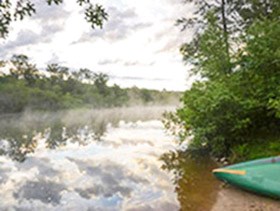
[221,0,231,73]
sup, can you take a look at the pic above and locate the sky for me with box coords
[0,0,195,91]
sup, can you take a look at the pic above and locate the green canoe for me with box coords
[212,156,280,198]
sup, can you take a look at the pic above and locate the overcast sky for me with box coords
[0,0,195,91]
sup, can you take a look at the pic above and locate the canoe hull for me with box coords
[213,156,280,198]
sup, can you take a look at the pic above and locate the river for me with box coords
[0,106,219,210]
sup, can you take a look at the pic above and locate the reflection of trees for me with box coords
[46,121,66,149]
[0,106,171,162]
[160,150,220,211]
[4,129,38,162]
[0,112,108,162]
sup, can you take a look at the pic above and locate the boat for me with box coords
[212,156,280,198]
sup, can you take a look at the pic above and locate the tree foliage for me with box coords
[0,55,180,113]
[179,0,280,75]
[165,1,280,159]
[0,0,108,38]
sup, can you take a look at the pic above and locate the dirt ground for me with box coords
[211,186,280,211]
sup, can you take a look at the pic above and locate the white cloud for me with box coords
[0,0,195,91]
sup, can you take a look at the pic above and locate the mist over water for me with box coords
[0,106,176,161]
[0,106,219,210]
[0,106,179,210]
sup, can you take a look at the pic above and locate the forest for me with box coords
[0,55,180,114]
[164,0,280,162]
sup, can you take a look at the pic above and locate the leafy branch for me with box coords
[0,0,108,38]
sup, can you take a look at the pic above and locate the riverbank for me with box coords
[212,185,280,211]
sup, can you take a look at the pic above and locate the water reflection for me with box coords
[14,180,66,205]
[0,107,171,161]
[0,116,180,210]
[161,150,220,211]
[0,107,221,210]
[0,113,107,161]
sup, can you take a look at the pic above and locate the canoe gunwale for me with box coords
[228,156,280,170]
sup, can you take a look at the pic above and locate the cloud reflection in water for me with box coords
[0,120,179,210]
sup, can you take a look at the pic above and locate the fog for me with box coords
[0,105,177,161]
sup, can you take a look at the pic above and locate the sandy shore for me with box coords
[211,185,280,211]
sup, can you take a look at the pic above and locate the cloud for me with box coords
[0,2,70,59]
[0,0,192,91]
[47,53,66,65]
[111,75,168,82]
[0,30,41,58]
[32,1,71,42]
[98,58,155,67]
[76,6,152,43]
[98,58,121,65]
[156,35,184,54]
[0,28,61,59]
[41,24,65,41]
[32,0,71,23]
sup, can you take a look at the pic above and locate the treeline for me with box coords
[0,55,180,114]
[164,0,280,162]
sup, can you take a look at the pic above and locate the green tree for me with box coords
[0,0,108,38]
[165,1,280,159]
[74,68,93,81]
[93,72,109,95]
[46,63,69,81]
[177,0,239,72]
[10,54,39,86]
[178,0,280,76]
[181,13,231,79]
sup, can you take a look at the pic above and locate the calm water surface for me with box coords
[0,108,219,210]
